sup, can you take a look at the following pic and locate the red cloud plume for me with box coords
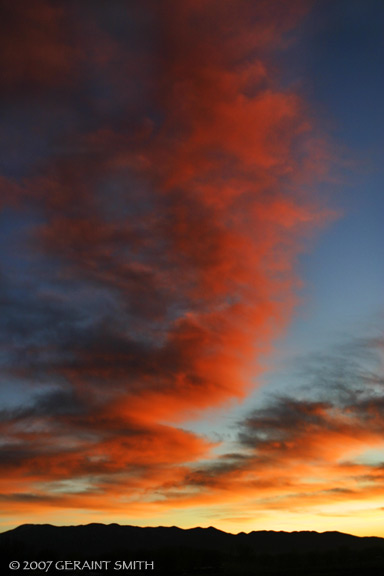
[0,0,335,524]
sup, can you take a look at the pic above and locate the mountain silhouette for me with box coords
[1,524,384,575]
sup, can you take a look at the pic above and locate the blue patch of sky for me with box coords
[272,0,384,355]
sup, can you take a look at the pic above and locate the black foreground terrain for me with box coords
[1,523,384,575]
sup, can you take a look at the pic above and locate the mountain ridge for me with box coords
[2,523,384,575]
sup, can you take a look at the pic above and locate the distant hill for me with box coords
[1,523,384,575]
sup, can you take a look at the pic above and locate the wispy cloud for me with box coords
[180,335,384,517]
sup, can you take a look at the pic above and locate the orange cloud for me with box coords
[0,0,336,526]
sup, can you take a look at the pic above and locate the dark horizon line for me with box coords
[1,522,382,540]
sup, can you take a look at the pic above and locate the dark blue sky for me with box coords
[274,0,384,355]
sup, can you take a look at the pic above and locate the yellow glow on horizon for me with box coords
[2,500,384,539]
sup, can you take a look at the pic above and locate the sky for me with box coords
[0,0,383,536]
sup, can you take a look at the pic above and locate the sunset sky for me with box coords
[0,0,383,536]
